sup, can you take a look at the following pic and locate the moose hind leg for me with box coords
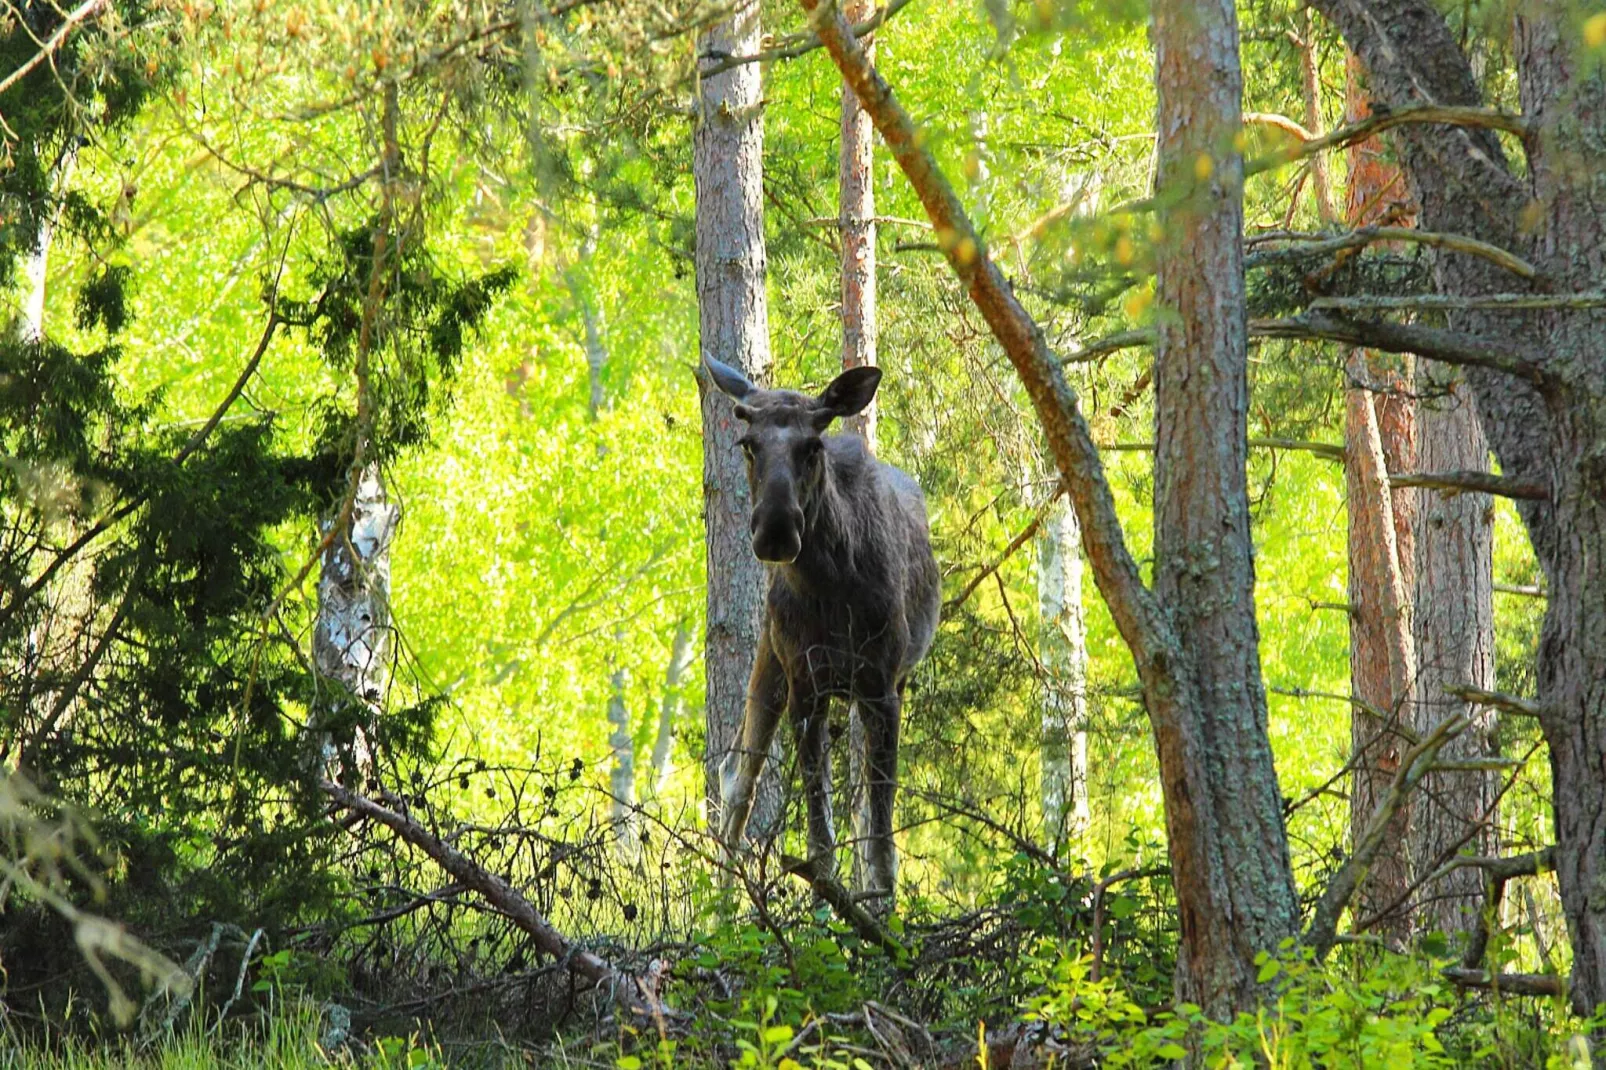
[719,636,787,851]
[791,690,837,877]
[861,690,901,904]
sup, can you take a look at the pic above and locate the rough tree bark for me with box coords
[1037,495,1089,842]
[650,619,694,797]
[801,0,1299,1022]
[1342,60,1418,945]
[1412,371,1496,936]
[695,0,780,837]
[1149,0,1302,1016]
[839,0,877,894]
[1308,0,1606,1017]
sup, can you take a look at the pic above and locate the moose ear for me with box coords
[815,366,882,424]
[703,356,755,400]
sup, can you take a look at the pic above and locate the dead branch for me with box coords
[319,781,672,1019]
[1091,866,1169,981]
[1245,225,1539,280]
[1099,438,1344,461]
[1447,684,1547,720]
[1306,713,1470,958]
[1494,582,1546,598]
[780,854,906,959]
[1441,967,1564,998]
[1254,312,1548,384]
[1311,291,1606,313]
[1246,104,1529,177]
[1388,469,1548,501]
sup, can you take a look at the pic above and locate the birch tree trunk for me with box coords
[313,465,399,784]
[650,619,694,797]
[1341,58,1418,944]
[606,626,638,858]
[1037,494,1088,844]
[695,0,780,837]
[839,0,878,894]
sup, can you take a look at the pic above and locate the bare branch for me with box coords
[1246,104,1530,178]
[1306,713,1470,958]
[1311,291,1606,313]
[1446,684,1547,720]
[780,854,906,958]
[1253,312,1549,384]
[320,781,672,1018]
[0,0,108,102]
[1494,582,1545,598]
[1389,469,1548,501]
[1245,226,1540,281]
[1440,967,1564,998]
[698,0,913,79]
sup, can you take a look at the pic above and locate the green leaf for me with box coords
[1257,959,1281,983]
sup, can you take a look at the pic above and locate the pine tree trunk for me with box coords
[1151,0,1302,1017]
[1341,57,1418,944]
[695,0,780,836]
[312,465,399,784]
[650,619,694,797]
[1309,0,1606,1018]
[1037,494,1089,843]
[1411,374,1496,934]
[838,0,879,894]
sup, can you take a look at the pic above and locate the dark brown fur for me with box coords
[705,358,939,895]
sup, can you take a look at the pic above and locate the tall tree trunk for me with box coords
[803,0,1298,1023]
[650,619,694,797]
[838,0,878,894]
[1037,494,1089,844]
[312,465,399,784]
[1342,58,1418,944]
[565,226,607,421]
[1150,0,1302,1017]
[1411,373,1496,935]
[607,626,638,857]
[1299,7,1335,225]
[1308,0,1606,1018]
[695,0,780,837]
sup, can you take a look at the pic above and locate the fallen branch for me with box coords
[1388,469,1548,501]
[319,781,672,1018]
[1306,713,1470,959]
[780,854,906,959]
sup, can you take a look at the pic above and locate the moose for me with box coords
[704,355,940,900]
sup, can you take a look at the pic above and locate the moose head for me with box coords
[704,356,881,565]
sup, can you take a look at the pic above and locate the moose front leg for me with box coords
[718,633,787,851]
[790,687,837,877]
[859,687,901,905]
